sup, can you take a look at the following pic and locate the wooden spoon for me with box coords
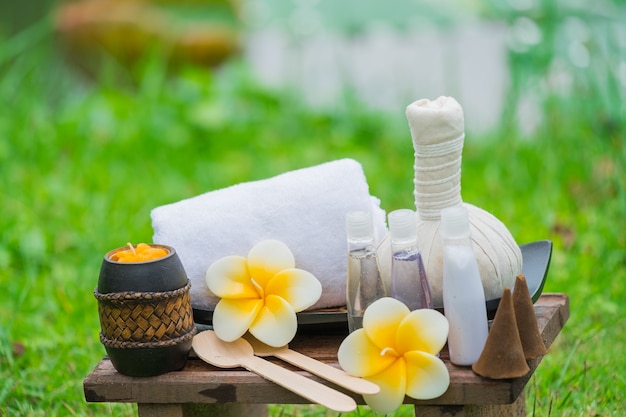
[244,335,379,395]
[192,331,357,413]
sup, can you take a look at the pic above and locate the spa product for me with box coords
[513,274,547,360]
[346,211,387,333]
[472,288,530,379]
[96,244,196,376]
[193,330,357,412]
[205,239,322,347]
[403,96,522,308]
[152,158,386,312]
[388,209,432,310]
[441,205,489,366]
[244,335,380,395]
[337,297,450,414]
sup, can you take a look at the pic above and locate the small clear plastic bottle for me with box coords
[441,205,489,366]
[388,209,432,311]
[346,211,386,333]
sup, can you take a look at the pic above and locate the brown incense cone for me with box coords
[513,274,547,359]
[472,288,529,379]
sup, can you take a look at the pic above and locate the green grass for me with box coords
[1,4,625,415]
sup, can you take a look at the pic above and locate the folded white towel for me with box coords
[151,158,387,311]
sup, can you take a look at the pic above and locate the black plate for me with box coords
[193,240,552,330]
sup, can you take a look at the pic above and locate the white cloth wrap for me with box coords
[151,158,387,311]
[407,96,465,220]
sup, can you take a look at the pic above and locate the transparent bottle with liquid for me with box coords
[346,211,386,333]
[441,205,489,366]
[388,209,432,311]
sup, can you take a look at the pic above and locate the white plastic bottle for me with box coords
[388,209,432,311]
[346,211,386,333]
[441,205,489,366]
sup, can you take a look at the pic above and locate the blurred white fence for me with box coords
[244,23,510,132]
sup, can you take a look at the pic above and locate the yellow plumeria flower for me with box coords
[338,297,450,414]
[206,239,322,347]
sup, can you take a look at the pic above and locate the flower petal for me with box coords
[206,256,259,299]
[265,268,322,312]
[212,298,263,342]
[249,294,297,347]
[362,357,407,414]
[338,329,397,377]
[404,351,450,400]
[247,240,296,289]
[363,297,410,351]
[396,309,449,355]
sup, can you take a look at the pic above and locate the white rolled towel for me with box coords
[151,158,387,311]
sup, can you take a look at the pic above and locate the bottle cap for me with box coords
[441,205,471,238]
[346,211,374,241]
[388,209,417,243]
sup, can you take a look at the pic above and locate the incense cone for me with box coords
[472,288,529,379]
[513,274,547,360]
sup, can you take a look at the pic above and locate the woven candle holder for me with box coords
[96,244,197,377]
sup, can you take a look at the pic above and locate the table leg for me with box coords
[137,404,183,417]
[137,403,268,417]
[414,391,526,417]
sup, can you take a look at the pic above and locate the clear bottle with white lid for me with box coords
[345,211,386,333]
[388,209,432,310]
[441,204,489,366]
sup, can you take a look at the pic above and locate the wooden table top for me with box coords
[84,293,569,406]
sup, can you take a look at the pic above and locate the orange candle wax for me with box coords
[110,243,168,262]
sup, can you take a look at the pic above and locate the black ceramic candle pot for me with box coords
[95,244,197,377]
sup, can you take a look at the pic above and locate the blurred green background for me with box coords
[1,0,625,416]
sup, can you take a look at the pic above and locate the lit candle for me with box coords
[109,243,168,262]
[97,242,195,377]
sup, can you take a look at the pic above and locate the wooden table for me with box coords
[84,293,569,417]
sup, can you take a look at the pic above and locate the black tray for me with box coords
[193,240,552,332]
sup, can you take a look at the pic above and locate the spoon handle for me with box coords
[241,355,357,413]
[275,349,379,395]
